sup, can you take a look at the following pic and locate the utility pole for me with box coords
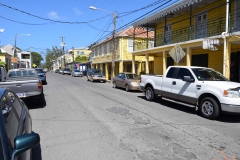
[72,47,74,70]
[111,12,117,84]
[60,36,66,68]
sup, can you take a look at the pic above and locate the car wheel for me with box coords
[200,97,220,119]
[145,87,155,101]
[113,82,117,88]
[126,84,130,92]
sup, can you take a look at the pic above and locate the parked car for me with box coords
[35,68,47,84]
[113,72,140,92]
[140,66,240,119]
[87,69,106,83]
[0,88,40,160]
[55,69,60,73]
[71,69,83,77]
[62,68,71,75]
[59,69,63,74]
[1,68,44,105]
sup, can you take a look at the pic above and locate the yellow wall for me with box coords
[155,0,226,46]
[154,56,163,75]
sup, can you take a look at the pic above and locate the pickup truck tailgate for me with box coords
[0,79,42,98]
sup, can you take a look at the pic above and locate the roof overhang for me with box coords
[133,0,219,28]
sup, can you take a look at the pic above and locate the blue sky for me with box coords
[0,0,175,60]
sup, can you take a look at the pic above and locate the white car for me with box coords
[72,69,83,77]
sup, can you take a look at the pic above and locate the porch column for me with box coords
[146,54,149,74]
[100,63,103,72]
[163,51,167,74]
[105,63,109,80]
[186,47,192,66]
[96,64,98,69]
[225,41,231,79]
[119,61,123,73]
[132,54,135,74]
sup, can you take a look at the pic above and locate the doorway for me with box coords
[230,52,240,82]
[191,54,208,67]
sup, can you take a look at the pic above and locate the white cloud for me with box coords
[48,11,60,19]
[73,7,81,15]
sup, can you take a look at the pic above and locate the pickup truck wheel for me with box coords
[200,97,220,119]
[145,87,155,101]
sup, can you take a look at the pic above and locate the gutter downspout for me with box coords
[222,0,229,76]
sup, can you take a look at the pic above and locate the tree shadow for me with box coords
[32,143,42,160]
[137,96,240,123]
[22,94,46,109]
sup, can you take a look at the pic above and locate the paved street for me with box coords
[27,72,240,160]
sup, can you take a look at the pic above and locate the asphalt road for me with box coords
[27,72,240,160]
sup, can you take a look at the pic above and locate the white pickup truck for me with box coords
[140,66,240,119]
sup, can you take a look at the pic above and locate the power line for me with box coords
[0,15,55,25]
[0,3,111,24]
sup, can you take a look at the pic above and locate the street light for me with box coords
[14,34,30,57]
[89,6,117,84]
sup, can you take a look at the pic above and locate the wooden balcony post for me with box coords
[132,54,135,74]
[146,54,149,74]
[186,47,192,66]
[163,51,167,74]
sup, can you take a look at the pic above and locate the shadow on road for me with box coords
[22,94,46,110]
[137,95,240,123]
[112,87,142,93]
[32,143,42,160]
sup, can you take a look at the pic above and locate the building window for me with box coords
[21,54,30,59]
[234,0,240,31]
[164,24,172,44]
[77,51,80,55]
[102,45,104,56]
[94,48,96,58]
[128,38,133,52]
[97,47,100,57]
[107,42,110,56]
[195,12,208,39]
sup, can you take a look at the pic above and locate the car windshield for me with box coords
[64,68,70,71]
[35,69,44,73]
[92,69,103,74]
[191,68,228,81]
[126,74,140,80]
[74,70,80,72]
[8,70,37,77]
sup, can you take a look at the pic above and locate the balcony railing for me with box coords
[133,1,240,51]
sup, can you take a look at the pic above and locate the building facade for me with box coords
[91,26,154,80]
[132,0,240,82]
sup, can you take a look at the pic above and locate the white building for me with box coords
[17,51,32,68]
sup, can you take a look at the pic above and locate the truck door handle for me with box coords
[172,81,176,85]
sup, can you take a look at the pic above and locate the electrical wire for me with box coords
[0,3,111,24]
[0,15,55,25]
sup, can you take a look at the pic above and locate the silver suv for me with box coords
[87,69,106,83]
[62,68,71,75]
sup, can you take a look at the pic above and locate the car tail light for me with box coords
[38,82,42,91]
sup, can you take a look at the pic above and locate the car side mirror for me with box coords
[11,133,40,160]
[183,76,194,82]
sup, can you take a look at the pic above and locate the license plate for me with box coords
[16,93,25,97]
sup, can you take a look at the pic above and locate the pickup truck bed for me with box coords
[0,68,44,105]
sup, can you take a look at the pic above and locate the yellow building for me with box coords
[65,47,92,69]
[132,0,240,82]
[0,47,12,71]
[91,26,154,80]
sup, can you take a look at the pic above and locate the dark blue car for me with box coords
[35,68,47,84]
[0,88,40,160]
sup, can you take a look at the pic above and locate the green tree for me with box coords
[31,52,43,67]
[45,46,63,69]
[75,56,88,63]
